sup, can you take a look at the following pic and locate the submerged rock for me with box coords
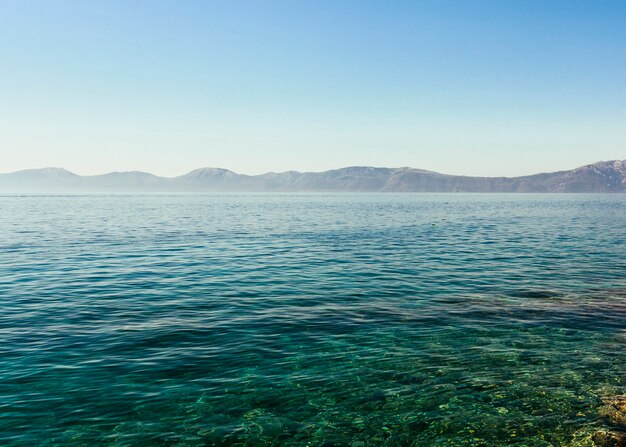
[592,430,626,447]
[600,395,626,426]
[591,395,626,446]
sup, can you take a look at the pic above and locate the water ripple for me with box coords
[0,193,625,446]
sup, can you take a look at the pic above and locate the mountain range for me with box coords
[1,160,624,193]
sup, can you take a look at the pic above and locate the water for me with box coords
[1,194,625,446]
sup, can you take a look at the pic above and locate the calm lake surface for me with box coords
[1,194,625,446]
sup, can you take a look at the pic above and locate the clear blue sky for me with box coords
[1,0,624,176]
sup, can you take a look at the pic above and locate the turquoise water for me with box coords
[1,194,625,446]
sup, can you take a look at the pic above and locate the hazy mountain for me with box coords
[0,167,82,191]
[1,160,624,193]
[174,168,261,191]
[79,171,169,190]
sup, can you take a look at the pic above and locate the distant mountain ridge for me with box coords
[1,160,625,192]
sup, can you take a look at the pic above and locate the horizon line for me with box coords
[2,159,624,179]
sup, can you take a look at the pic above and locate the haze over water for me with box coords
[1,193,626,446]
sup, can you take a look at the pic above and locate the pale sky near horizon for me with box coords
[1,0,624,177]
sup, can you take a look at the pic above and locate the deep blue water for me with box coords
[1,194,625,446]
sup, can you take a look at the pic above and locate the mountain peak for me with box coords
[1,160,624,192]
[181,167,236,177]
[13,167,77,177]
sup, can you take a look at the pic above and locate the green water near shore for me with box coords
[1,194,625,446]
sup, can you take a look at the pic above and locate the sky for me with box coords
[0,0,624,177]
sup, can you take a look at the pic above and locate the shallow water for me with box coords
[1,193,625,446]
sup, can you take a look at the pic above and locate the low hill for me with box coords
[1,160,624,192]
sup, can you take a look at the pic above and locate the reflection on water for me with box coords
[0,194,625,446]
